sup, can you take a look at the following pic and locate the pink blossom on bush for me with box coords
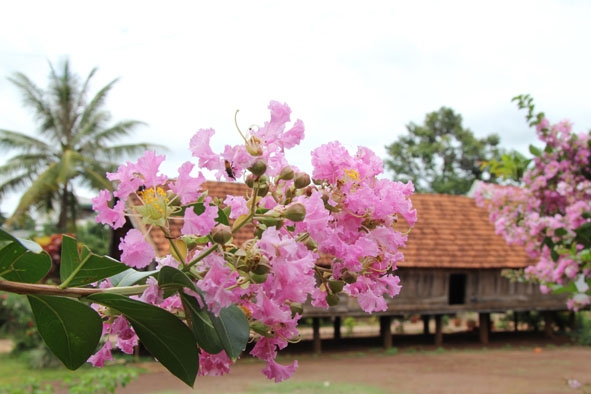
[477,98,591,308]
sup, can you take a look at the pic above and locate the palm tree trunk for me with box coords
[57,184,69,233]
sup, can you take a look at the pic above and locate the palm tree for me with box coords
[0,59,163,232]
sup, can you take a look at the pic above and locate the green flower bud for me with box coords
[248,159,267,177]
[245,174,255,188]
[326,293,340,306]
[294,172,311,189]
[250,272,268,284]
[342,271,358,284]
[211,224,232,245]
[284,202,306,222]
[328,280,345,294]
[277,166,295,181]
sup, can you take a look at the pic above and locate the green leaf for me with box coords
[208,305,249,360]
[0,229,51,283]
[109,268,158,287]
[87,293,199,387]
[158,266,248,359]
[550,281,578,295]
[60,235,80,282]
[180,292,224,355]
[158,266,197,292]
[217,206,231,226]
[575,222,591,248]
[554,227,568,237]
[59,236,128,287]
[528,144,542,157]
[27,295,102,370]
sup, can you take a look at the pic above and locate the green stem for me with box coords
[183,243,218,271]
[0,279,147,298]
[58,253,93,289]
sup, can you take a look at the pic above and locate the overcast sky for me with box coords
[1,0,591,215]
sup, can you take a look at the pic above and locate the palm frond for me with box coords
[7,73,57,133]
[0,129,54,153]
[6,163,61,224]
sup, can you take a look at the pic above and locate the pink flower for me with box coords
[87,341,113,367]
[198,350,233,376]
[181,200,218,236]
[111,315,138,354]
[223,195,249,219]
[92,190,126,229]
[198,254,242,315]
[190,128,219,169]
[262,359,298,382]
[171,162,206,204]
[119,229,155,268]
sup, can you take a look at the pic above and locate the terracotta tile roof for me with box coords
[399,194,534,269]
[134,182,533,269]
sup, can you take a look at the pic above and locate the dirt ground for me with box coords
[116,332,591,394]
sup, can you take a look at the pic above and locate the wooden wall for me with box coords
[303,268,568,318]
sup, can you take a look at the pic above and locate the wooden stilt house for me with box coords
[134,182,568,351]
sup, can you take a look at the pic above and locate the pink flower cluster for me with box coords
[90,101,416,380]
[476,116,591,310]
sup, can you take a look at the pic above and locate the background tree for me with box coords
[0,59,164,232]
[384,107,505,195]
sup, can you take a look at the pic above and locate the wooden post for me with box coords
[543,311,553,338]
[513,312,519,332]
[434,315,443,347]
[380,316,393,349]
[569,311,576,331]
[333,317,342,341]
[422,315,430,335]
[313,318,321,354]
[479,313,490,345]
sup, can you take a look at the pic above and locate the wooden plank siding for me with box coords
[303,268,567,318]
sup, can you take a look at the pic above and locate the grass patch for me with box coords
[0,353,144,393]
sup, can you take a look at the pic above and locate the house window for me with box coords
[448,273,466,305]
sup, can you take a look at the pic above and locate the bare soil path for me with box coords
[117,332,591,394]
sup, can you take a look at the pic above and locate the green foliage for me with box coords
[0,225,251,388]
[0,230,52,283]
[384,107,506,194]
[0,59,162,232]
[0,361,139,394]
[27,295,102,370]
[571,312,591,346]
[59,235,127,287]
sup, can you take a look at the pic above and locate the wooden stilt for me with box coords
[479,313,490,345]
[313,318,321,354]
[422,315,430,335]
[543,311,553,338]
[333,317,342,340]
[434,315,443,347]
[380,316,393,349]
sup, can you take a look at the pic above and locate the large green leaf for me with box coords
[27,295,102,370]
[109,268,158,287]
[87,293,199,387]
[158,266,249,359]
[209,305,250,360]
[180,292,224,355]
[158,267,223,353]
[59,236,127,287]
[0,229,51,283]
[158,265,197,291]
